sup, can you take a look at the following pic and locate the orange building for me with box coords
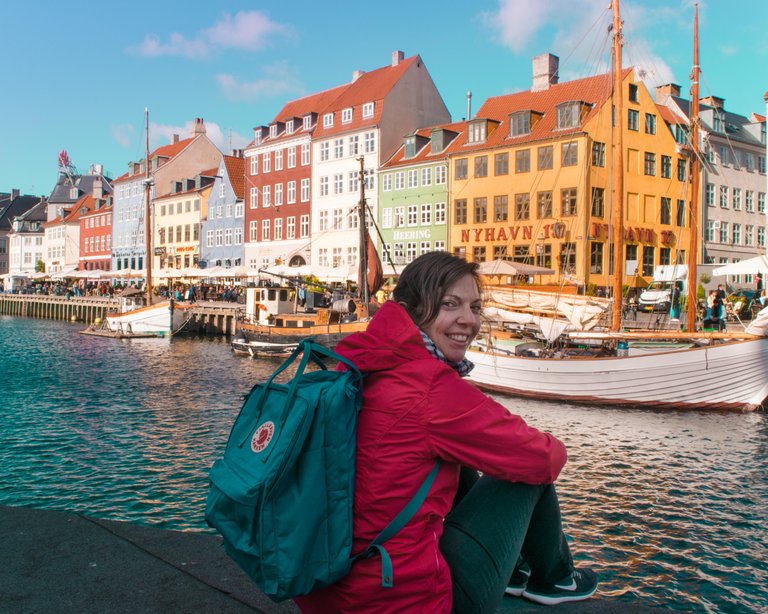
[447,54,691,292]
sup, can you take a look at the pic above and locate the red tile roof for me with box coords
[222,155,246,200]
[382,122,465,168]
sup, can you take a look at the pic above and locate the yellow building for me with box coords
[153,173,215,271]
[447,54,691,292]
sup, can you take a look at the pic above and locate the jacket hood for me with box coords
[336,301,429,374]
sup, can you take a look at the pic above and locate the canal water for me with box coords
[1,316,766,612]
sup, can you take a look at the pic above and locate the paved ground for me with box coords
[1,505,665,613]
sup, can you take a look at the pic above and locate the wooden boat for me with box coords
[466,2,768,411]
[231,337,299,359]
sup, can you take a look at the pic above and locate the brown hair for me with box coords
[393,252,481,328]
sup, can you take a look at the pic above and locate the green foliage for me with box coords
[699,273,711,285]
[697,283,706,300]
[35,260,45,273]
[585,283,598,296]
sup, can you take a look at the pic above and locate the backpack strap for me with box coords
[355,460,441,588]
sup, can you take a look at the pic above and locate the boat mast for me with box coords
[611,0,625,331]
[144,108,153,306]
[357,156,370,310]
[687,4,701,329]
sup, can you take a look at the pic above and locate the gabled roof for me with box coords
[222,155,246,200]
[382,122,465,169]
[113,137,196,183]
[448,68,632,154]
[10,199,47,230]
[669,95,764,147]
[312,55,421,139]
[48,172,113,203]
[45,194,100,227]
[0,194,45,231]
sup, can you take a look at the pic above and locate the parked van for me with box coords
[638,265,687,313]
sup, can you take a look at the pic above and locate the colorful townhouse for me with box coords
[309,51,450,275]
[244,51,451,277]
[111,118,221,273]
[44,182,110,275]
[447,53,691,292]
[79,197,112,272]
[657,85,767,289]
[244,84,348,270]
[0,190,45,276]
[200,153,246,269]
[153,170,216,271]
[6,199,47,285]
[377,124,461,268]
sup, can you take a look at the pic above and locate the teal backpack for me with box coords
[205,339,439,602]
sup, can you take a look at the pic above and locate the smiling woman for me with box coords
[294,252,598,613]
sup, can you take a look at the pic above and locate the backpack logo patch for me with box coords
[251,421,275,453]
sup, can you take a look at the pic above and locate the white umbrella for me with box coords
[477,259,555,276]
[711,255,768,277]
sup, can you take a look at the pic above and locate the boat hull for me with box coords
[237,319,367,349]
[467,337,768,411]
[104,302,189,337]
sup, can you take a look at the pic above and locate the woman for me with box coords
[295,252,597,613]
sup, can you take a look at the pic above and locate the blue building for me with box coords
[200,153,246,268]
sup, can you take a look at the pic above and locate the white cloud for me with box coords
[149,120,249,154]
[111,124,136,148]
[127,11,289,59]
[479,0,556,52]
[216,62,304,102]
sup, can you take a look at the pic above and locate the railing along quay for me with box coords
[0,295,242,336]
[0,294,117,323]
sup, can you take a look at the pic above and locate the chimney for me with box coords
[700,95,725,110]
[392,50,404,66]
[532,53,559,92]
[655,83,681,104]
[193,117,206,135]
[11,188,20,200]
[172,134,180,144]
[466,90,472,121]
[92,178,104,200]
[352,69,365,82]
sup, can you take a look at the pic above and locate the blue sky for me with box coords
[2,0,766,196]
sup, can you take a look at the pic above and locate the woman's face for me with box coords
[421,273,482,362]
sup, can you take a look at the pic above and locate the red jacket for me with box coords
[295,301,566,613]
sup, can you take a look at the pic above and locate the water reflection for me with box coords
[1,317,766,611]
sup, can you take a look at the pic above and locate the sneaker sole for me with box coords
[522,585,597,605]
[504,586,526,597]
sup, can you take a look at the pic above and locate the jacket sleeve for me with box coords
[422,363,567,484]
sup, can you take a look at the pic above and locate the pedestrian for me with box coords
[714,284,727,330]
[294,252,597,614]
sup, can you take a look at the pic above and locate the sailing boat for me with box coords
[466,1,768,411]
[235,156,382,348]
[83,110,191,338]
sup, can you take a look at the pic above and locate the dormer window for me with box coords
[342,108,353,123]
[404,136,416,158]
[303,115,313,130]
[509,111,531,137]
[556,102,581,130]
[286,119,294,134]
[323,113,334,128]
[362,102,374,119]
[69,188,79,199]
[467,120,487,144]
[713,112,724,133]
[269,124,278,138]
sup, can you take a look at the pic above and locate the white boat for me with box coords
[466,3,768,412]
[231,337,298,358]
[101,289,190,337]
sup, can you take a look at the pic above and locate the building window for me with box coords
[341,108,352,123]
[250,156,258,175]
[628,83,639,102]
[394,172,404,190]
[364,131,375,153]
[590,242,604,274]
[705,221,715,242]
[660,197,672,224]
[746,190,755,212]
[591,187,605,217]
[263,152,271,173]
[468,121,487,143]
[493,195,508,222]
[407,205,418,226]
[706,183,715,206]
[287,181,296,204]
[733,223,742,245]
[733,188,742,210]
[514,194,530,221]
[434,202,446,224]
[556,102,580,129]
[250,187,258,209]
[537,191,553,218]
[713,111,724,133]
[334,139,343,159]
[475,155,488,178]
[473,246,486,262]
[677,159,686,181]
[719,221,729,243]
[560,242,576,274]
[333,174,343,195]
[628,109,639,131]
[561,142,578,166]
[301,143,310,165]
[362,102,374,118]
[515,150,531,173]
[561,188,577,216]
[421,167,432,186]
[538,146,553,170]
[759,192,766,213]
[319,177,328,197]
[274,149,283,170]
[745,225,754,246]
[592,142,605,167]
[644,152,656,176]
[661,155,672,178]
[421,203,432,225]
[454,199,467,224]
[676,199,686,227]
[435,165,447,184]
[455,158,468,180]
[720,186,729,208]
[642,246,655,276]
[509,111,531,136]
[261,219,270,241]
[495,152,509,175]
[660,247,671,266]
[323,113,333,127]
[473,197,487,223]
[644,113,656,135]
[300,178,310,202]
